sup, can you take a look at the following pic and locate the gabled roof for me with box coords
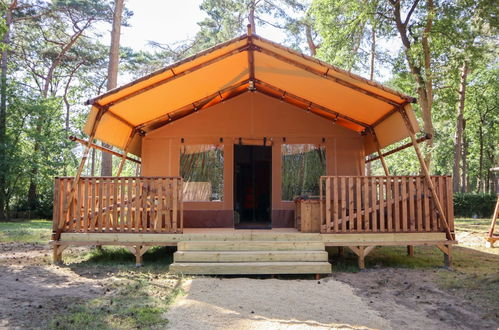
[84,32,419,156]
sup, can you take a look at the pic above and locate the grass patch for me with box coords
[63,245,175,271]
[454,217,492,233]
[0,219,52,243]
[50,271,184,330]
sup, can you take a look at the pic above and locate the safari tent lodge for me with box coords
[51,28,456,275]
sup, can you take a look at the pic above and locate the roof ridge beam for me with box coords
[247,24,256,91]
[254,45,403,107]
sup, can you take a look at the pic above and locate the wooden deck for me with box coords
[53,229,455,271]
[51,175,456,273]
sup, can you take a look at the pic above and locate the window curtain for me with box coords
[281,144,326,200]
[180,144,224,201]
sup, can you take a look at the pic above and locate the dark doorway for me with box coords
[234,145,272,229]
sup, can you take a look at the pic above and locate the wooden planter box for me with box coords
[295,199,321,233]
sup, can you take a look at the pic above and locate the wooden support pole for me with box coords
[486,194,499,248]
[370,129,389,176]
[398,107,453,241]
[487,195,498,238]
[70,136,141,165]
[55,108,107,240]
[366,134,431,163]
[116,129,137,176]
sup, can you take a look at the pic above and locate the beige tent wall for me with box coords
[142,92,364,227]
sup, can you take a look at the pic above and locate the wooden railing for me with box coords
[53,177,183,235]
[319,176,454,234]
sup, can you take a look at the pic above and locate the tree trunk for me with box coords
[477,124,484,193]
[392,0,435,169]
[0,1,16,219]
[370,24,376,82]
[461,120,468,193]
[305,24,317,56]
[248,0,256,34]
[453,61,469,192]
[366,24,376,176]
[101,0,125,177]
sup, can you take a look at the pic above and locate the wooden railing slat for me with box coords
[363,177,369,232]
[409,177,415,231]
[341,178,346,232]
[356,177,362,232]
[379,177,384,232]
[415,176,422,231]
[332,177,339,233]
[172,178,178,232]
[370,177,377,232]
[348,178,354,232]
[325,178,331,233]
[401,177,408,232]
[386,177,392,232]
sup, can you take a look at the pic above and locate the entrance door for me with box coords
[234,145,272,229]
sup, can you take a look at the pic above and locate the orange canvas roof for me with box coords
[84,32,419,157]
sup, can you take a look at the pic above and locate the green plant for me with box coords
[454,193,496,218]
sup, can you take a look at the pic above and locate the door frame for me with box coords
[233,144,272,229]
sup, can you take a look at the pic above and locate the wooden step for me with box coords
[174,250,329,263]
[177,240,325,251]
[169,261,332,275]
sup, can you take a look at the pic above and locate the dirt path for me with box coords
[165,277,390,329]
[165,272,496,330]
[0,232,497,329]
[334,269,497,330]
[0,243,109,329]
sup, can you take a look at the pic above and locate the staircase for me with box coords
[169,240,332,275]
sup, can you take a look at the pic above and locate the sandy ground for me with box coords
[165,277,390,330]
[0,232,497,329]
[165,270,496,330]
[0,243,109,329]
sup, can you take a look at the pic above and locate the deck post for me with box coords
[407,245,414,257]
[55,106,107,240]
[437,244,453,269]
[398,107,453,241]
[127,245,150,267]
[52,244,67,265]
[348,246,375,270]
[116,129,137,176]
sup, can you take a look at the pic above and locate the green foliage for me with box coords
[50,271,183,330]
[453,193,497,218]
[0,219,52,243]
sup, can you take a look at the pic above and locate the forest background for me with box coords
[0,0,496,219]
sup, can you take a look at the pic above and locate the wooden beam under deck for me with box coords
[53,231,455,270]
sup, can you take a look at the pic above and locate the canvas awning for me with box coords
[84,32,420,157]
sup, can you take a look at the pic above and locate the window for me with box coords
[281,144,326,200]
[180,144,224,201]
